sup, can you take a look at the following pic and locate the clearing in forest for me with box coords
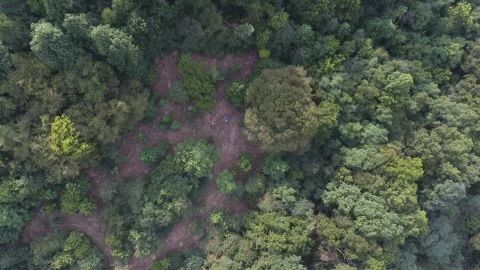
[23,51,261,269]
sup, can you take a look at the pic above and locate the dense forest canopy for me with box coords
[0,0,480,270]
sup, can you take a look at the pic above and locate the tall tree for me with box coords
[244,66,323,152]
[30,21,77,69]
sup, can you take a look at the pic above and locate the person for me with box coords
[224,115,230,123]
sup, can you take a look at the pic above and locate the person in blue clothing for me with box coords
[224,115,230,123]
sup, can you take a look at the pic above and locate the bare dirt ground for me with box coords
[22,210,52,244]
[23,51,260,270]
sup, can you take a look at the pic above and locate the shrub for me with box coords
[178,54,218,112]
[471,234,480,251]
[143,94,159,122]
[137,132,148,144]
[226,82,246,108]
[173,140,218,178]
[210,211,224,225]
[140,143,168,164]
[152,258,171,270]
[262,156,289,181]
[61,180,95,215]
[237,154,252,172]
[182,255,205,270]
[159,115,180,130]
[167,81,188,103]
[186,105,200,120]
[170,121,180,130]
[259,48,271,58]
[245,174,266,197]
[216,170,237,194]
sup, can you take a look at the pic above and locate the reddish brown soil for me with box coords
[21,210,52,243]
[22,51,260,270]
[125,51,261,269]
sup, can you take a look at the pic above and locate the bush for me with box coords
[237,154,252,172]
[186,105,200,120]
[216,170,237,194]
[226,82,246,108]
[31,232,104,270]
[262,156,289,181]
[137,132,148,144]
[167,81,188,103]
[61,180,95,215]
[159,115,180,131]
[471,234,480,251]
[259,48,271,58]
[210,211,224,225]
[178,54,218,112]
[182,255,205,270]
[173,140,218,178]
[245,174,266,197]
[152,258,171,270]
[140,143,168,164]
[143,94,159,122]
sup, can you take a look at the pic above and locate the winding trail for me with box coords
[24,51,261,269]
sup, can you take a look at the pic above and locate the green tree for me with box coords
[173,140,217,179]
[0,13,29,50]
[90,24,140,74]
[61,180,95,215]
[250,254,307,270]
[233,23,254,49]
[471,234,480,251]
[0,205,29,243]
[448,1,475,33]
[63,13,91,46]
[43,0,70,21]
[262,156,290,181]
[141,159,199,228]
[0,42,11,79]
[244,67,321,152]
[32,232,104,270]
[30,22,77,69]
[320,145,428,268]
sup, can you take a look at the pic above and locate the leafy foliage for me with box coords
[31,232,104,270]
[178,54,218,111]
[244,67,322,152]
[90,24,140,75]
[173,140,218,179]
[216,170,237,194]
[140,142,168,165]
[226,82,246,108]
[61,179,95,215]
[4,1,480,269]
[49,115,92,160]
[30,21,77,70]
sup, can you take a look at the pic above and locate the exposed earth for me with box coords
[22,51,261,269]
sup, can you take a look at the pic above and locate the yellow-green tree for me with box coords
[49,115,91,160]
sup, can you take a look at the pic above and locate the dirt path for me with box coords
[22,210,52,244]
[23,51,260,270]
